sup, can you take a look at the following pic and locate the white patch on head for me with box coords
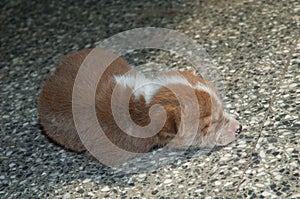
[114,73,160,104]
[114,72,223,107]
[114,73,149,89]
[114,73,159,103]
[114,73,194,104]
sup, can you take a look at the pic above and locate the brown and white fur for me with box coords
[38,49,242,156]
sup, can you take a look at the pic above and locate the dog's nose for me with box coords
[235,125,242,134]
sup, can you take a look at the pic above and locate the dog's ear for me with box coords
[195,89,212,136]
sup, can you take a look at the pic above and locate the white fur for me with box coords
[114,73,160,104]
[114,73,195,104]
[114,72,221,105]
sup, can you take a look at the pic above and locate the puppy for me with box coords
[38,49,242,158]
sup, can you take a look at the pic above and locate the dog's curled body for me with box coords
[38,49,242,156]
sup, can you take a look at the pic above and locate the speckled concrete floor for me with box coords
[1,0,299,198]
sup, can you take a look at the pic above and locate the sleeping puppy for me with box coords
[38,48,242,158]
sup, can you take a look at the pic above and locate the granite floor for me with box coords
[1,0,299,198]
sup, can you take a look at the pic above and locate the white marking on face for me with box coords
[215,112,240,146]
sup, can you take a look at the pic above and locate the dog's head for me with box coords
[150,70,242,149]
[114,69,242,151]
[206,97,242,147]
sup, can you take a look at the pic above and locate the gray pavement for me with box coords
[1,0,299,198]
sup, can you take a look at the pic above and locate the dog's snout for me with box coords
[235,125,242,135]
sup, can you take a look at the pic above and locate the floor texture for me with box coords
[1,0,299,198]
